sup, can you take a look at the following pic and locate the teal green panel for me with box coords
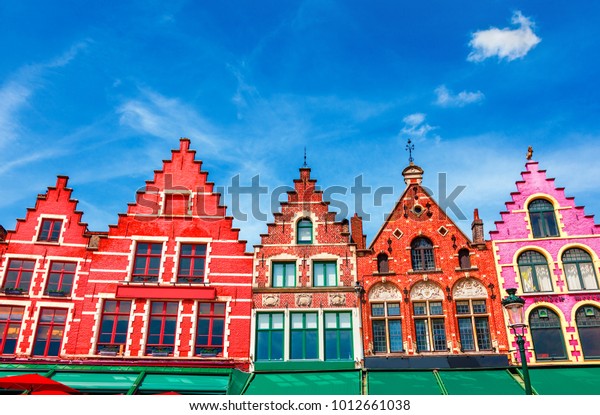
[0,371,46,378]
[227,369,252,395]
[137,374,229,394]
[244,371,361,395]
[368,371,442,395]
[529,367,600,395]
[50,372,139,392]
[437,370,524,395]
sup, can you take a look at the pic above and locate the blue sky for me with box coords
[1,1,600,247]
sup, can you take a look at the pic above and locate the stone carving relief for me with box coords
[453,278,487,299]
[295,293,313,307]
[368,282,402,301]
[329,293,346,306]
[410,281,443,300]
[262,294,280,307]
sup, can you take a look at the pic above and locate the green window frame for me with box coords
[313,261,337,287]
[324,312,353,361]
[297,219,313,244]
[256,313,284,361]
[529,307,567,361]
[562,248,599,291]
[518,251,553,293]
[290,312,318,360]
[575,306,600,359]
[271,262,296,288]
[528,199,559,238]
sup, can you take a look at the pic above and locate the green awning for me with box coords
[244,371,361,395]
[367,371,443,395]
[437,370,524,395]
[529,367,600,395]
[137,374,230,394]
[50,372,139,393]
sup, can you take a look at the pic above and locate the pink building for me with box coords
[491,158,600,364]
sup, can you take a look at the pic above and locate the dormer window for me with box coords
[296,218,313,244]
[528,199,559,238]
[37,219,62,242]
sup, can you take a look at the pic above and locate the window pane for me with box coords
[305,313,317,329]
[214,303,226,315]
[372,320,387,353]
[472,300,487,314]
[314,265,324,286]
[458,318,475,351]
[257,314,270,329]
[339,313,351,328]
[270,331,284,360]
[291,314,303,329]
[429,302,443,315]
[387,303,401,316]
[414,320,429,352]
[475,317,491,350]
[325,313,337,329]
[272,314,284,329]
[580,263,599,290]
[432,319,447,351]
[456,301,470,314]
[413,303,426,316]
[388,320,403,352]
[371,304,385,317]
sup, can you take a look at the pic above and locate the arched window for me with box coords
[377,253,389,273]
[529,307,567,361]
[296,218,313,244]
[562,248,599,291]
[528,199,559,238]
[575,305,600,359]
[458,249,471,269]
[411,237,435,271]
[518,251,553,293]
[453,279,491,352]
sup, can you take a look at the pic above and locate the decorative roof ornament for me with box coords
[526,146,533,160]
[303,146,308,167]
[406,138,415,164]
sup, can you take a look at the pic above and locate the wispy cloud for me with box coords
[399,113,438,141]
[117,88,220,153]
[434,85,484,107]
[0,41,89,148]
[467,11,541,62]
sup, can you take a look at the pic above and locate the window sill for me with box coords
[455,266,479,272]
[373,272,396,276]
[407,269,443,275]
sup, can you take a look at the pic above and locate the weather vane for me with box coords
[303,146,308,167]
[406,138,414,164]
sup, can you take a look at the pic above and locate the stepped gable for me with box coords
[259,167,348,246]
[4,175,91,245]
[105,138,244,246]
[490,161,600,239]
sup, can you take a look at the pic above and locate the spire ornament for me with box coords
[406,138,415,164]
[526,146,533,160]
[303,147,308,167]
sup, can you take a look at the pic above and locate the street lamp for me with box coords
[501,288,533,395]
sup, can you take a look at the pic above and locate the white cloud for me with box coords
[434,85,484,107]
[468,11,541,62]
[117,89,219,153]
[400,113,438,141]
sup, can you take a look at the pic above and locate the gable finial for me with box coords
[406,138,415,164]
[303,146,308,167]
[526,146,533,160]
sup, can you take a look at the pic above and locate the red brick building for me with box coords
[0,176,94,359]
[251,166,363,370]
[1,139,253,370]
[356,163,509,369]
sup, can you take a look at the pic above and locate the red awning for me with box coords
[0,374,79,394]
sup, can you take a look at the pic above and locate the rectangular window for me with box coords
[132,242,162,282]
[195,302,225,356]
[97,300,131,354]
[45,261,76,296]
[371,302,403,354]
[455,299,491,351]
[37,219,62,242]
[145,301,178,355]
[414,301,446,352]
[33,308,67,357]
[313,261,337,287]
[177,244,207,283]
[256,313,284,361]
[324,312,353,360]
[2,259,35,293]
[271,263,296,288]
[0,306,24,355]
[290,313,318,359]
